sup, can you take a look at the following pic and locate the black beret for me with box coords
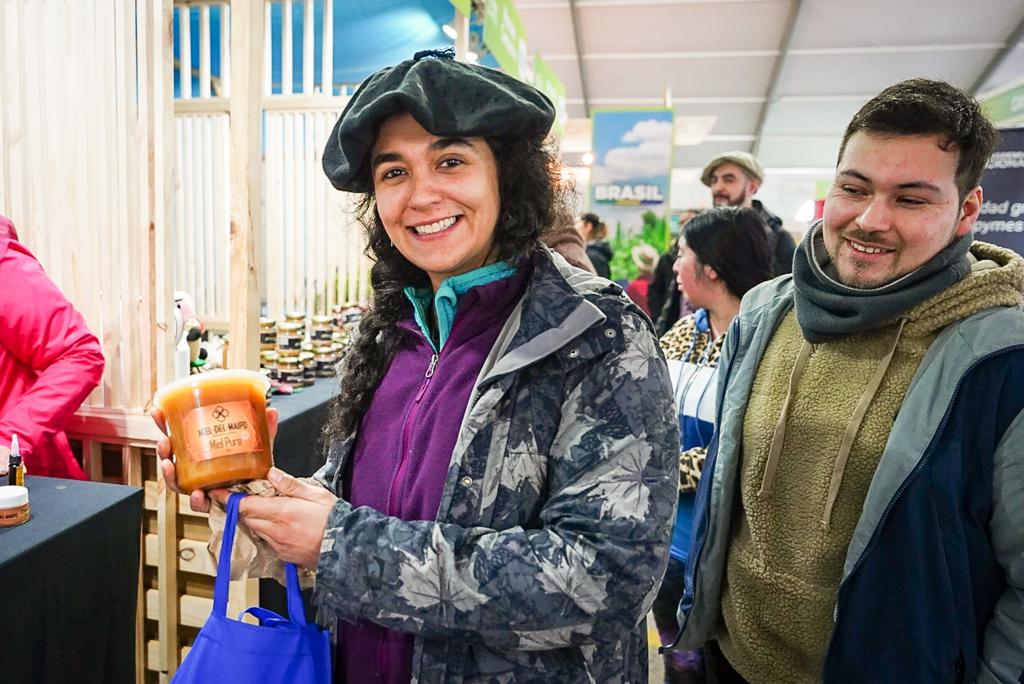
[322,50,555,192]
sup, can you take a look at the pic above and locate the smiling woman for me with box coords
[156,50,679,683]
[370,115,501,290]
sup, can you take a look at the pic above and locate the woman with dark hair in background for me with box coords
[652,206,773,681]
[651,209,701,335]
[154,51,678,682]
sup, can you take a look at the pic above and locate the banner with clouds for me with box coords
[590,109,674,235]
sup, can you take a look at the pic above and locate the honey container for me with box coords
[277,355,304,386]
[284,311,307,338]
[259,317,277,351]
[260,350,279,380]
[310,315,334,343]
[299,351,316,385]
[153,370,273,493]
[315,348,339,377]
[277,321,304,351]
[0,486,30,527]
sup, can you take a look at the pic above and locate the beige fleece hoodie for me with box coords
[717,242,1024,683]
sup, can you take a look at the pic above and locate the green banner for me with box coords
[533,53,567,136]
[449,0,472,16]
[982,81,1024,126]
[483,0,529,81]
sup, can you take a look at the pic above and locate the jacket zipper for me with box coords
[828,345,1023,646]
[384,352,439,518]
[377,349,438,677]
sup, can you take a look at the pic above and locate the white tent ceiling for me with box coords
[517,0,1024,169]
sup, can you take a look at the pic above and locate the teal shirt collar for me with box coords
[403,261,517,352]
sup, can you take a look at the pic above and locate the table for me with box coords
[262,379,337,616]
[271,377,338,478]
[0,475,143,684]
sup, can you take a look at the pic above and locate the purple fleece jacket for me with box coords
[338,268,528,684]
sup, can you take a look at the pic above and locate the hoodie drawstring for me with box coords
[758,318,909,531]
[758,339,813,498]
[820,317,908,530]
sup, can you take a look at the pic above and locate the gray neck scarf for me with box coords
[792,221,972,343]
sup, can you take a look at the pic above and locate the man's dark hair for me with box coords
[683,206,772,301]
[581,212,601,228]
[838,79,998,200]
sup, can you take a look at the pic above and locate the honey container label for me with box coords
[182,400,263,463]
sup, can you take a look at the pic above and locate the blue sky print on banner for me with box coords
[590,109,674,236]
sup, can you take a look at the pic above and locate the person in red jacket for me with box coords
[0,214,105,479]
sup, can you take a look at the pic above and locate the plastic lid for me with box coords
[152,369,271,410]
[0,485,28,508]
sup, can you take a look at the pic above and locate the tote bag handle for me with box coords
[214,492,307,626]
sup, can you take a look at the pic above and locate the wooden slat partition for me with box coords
[173,113,231,322]
[169,0,368,323]
[0,0,174,413]
[262,108,370,319]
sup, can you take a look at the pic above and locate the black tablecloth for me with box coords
[0,475,143,684]
[271,378,337,477]
[262,379,337,616]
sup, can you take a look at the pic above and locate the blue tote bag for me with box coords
[173,492,332,683]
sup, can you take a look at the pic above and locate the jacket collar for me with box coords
[481,245,614,382]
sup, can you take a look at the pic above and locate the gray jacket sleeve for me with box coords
[311,314,678,651]
[977,409,1024,684]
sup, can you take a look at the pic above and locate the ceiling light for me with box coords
[442,24,457,39]
[673,116,718,146]
[581,151,594,166]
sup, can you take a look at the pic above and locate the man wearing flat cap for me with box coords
[701,151,796,275]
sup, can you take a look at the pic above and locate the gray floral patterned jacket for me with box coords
[312,246,679,683]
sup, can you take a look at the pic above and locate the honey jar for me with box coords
[259,317,277,351]
[310,315,334,343]
[315,347,339,377]
[277,321,304,351]
[299,351,316,386]
[284,311,307,337]
[153,370,273,493]
[277,355,304,386]
[259,350,279,379]
[0,486,30,527]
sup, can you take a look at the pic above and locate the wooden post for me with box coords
[453,8,470,62]
[149,1,178,677]
[227,0,264,371]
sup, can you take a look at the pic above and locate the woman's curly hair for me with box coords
[324,132,572,443]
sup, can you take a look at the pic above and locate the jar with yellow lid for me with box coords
[152,370,273,493]
[284,310,307,335]
[315,347,339,377]
[276,321,304,351]
[310,315,334,343]
[259,350,279,379]
[299,351,316,386]
[277,354,304,386]
[259,317,277,351]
